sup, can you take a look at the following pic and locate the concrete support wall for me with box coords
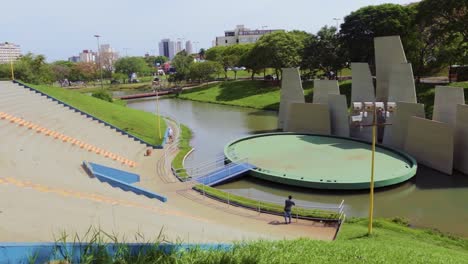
[374,36,407,102]
[383,102,425,150]
[388,63,417,103]
[313,80,340,105]
[351,62,375,103]
[278,68,305,129]
[284,103,331,135]
[328,94,350,137]
[404,117,454,175]
[432,86,465,126]
[454,104,468,174]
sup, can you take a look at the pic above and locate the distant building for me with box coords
[0,42,21,64]
[68,56,80,63]
[79,50,96,63]
[98,44,119,70]
[214,25,283,46]
[175,41,183,54]
[185,40,193,54]
[158,39,176,60]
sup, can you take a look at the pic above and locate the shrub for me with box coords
[91,90,113,102]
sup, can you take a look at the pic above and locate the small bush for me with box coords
[91,90,113,102]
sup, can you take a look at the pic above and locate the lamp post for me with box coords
[351,101,396,235]
[9,50,15,80]
[94,34,104,89]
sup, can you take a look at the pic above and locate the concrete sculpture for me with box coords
[278,68,305,129]
[374,36,407,102]
[350,63,375,142]
[284,103,331,135]
[404,117,454,175]
[454,104,468,174]
[388,63,417,103]
[432,86,465,126]
[313,80,340,105]
[383,102,425,150]
[328,94,350,137]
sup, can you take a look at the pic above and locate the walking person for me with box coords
[284,195,295,224]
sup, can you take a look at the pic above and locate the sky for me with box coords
[1,0,416,62]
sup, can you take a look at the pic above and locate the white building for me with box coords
[79,50,96,63]
[0,42,21,64]
[214,25,283,46]
[158,39,176,60]
[175,41,183,54]
[185,40,193,55]
[98,44,119,69]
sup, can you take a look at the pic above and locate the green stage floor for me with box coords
[224,133,417,190]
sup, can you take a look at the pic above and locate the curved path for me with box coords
[0,81,336,243]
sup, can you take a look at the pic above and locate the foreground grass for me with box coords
[47,220,468,263]
[26,83,167,145]
[171,124,193,176]
[194,184,339,219]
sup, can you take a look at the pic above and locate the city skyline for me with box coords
[1,0,415,62]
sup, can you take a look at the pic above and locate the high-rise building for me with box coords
[79,50,96,63]
[98,44,119,70]
[175,41,183,54]
[185,41,193,55]
[214,25,283,47]
[68,56,80,63]
[158,39,176,60]
[0,42,21,64]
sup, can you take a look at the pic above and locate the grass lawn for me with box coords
[51,217,468,263]
[171,124,193,174]
[179,79,468,118]
[26,83,167,145]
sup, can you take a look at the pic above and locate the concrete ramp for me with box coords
[196,163,255,186]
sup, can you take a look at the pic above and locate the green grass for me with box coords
[26,83,167,145]
[47,220,468,263]
[171,124,193,177]
[193,184,339,219]
[178,79,467,118]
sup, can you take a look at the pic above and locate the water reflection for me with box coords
[127,98,468,236]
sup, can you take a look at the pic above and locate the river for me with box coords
[128,97,468,236]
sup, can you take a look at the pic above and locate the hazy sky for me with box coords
[1,0,415,61]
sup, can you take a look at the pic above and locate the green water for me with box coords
[128,98,468,236]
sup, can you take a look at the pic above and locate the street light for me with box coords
[332,18,341,29]
[94,34,104,89]
[351,101,396,235]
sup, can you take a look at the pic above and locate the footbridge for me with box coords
[173,156,255,186]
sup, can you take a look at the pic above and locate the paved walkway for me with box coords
[0,81,336,243]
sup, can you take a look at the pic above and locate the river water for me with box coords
[128,98,468,236]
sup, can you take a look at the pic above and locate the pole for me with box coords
[156,89,161,139]
[94,35,104,89]
[10,57,14,80]
[368,105,377,235]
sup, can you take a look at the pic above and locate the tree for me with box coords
[71,62,98,81]
[340,4,415,67]
[199,48,206,60]
[205,44,253,79]
[189,61,223,82]
[50,60,73,82]
[254,31,305,80]
[415,0,468,68]
[155,56,168,65]
[114,57,151,77]
[171,51,194,81]
[302,26,346,79]
[240,44,268,80]
[98,50,119,76]
[13,53,53,84]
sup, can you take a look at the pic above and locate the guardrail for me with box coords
[12,81,168,149]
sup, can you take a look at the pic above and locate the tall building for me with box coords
[98,44,119,70]
[68,56,80,63]
[158,39,176,60]
[79,50,96,63]
[214,25,283,47]
[185,40,193,55]
[0,42,21,64]
[175,41,183,54]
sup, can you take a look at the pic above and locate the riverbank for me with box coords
[178,80,468,117]
[26,83,167,145]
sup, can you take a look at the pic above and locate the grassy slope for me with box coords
[171,124,193,172]
[28,84,167,145]
[179,80,468,118]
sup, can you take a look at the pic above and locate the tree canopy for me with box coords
[114,57,151,76]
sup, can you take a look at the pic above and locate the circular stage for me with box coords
[224,133,417,190]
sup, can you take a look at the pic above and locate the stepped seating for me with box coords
[0,111,137,168]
